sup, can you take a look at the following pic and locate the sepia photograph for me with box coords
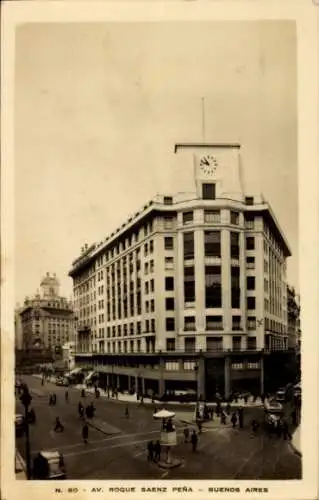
[2,2,319,499]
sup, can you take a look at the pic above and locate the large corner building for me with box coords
[69,143,293,399]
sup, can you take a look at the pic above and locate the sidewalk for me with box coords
[32,375,264,408]
[174,410,232,429]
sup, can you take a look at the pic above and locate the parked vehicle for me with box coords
[32,450,66,480]
[15,414,25,437]
[159,389,197,403]
[55,376,69,387]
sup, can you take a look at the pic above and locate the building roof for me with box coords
[40,273,60,287]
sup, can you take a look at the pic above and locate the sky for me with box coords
[14,21,298,305]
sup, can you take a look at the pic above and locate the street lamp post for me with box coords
[20,387,32,479]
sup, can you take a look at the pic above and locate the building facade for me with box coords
[69,143,293,398]
[19,273,74,353]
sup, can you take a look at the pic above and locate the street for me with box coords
[16,376,301,480]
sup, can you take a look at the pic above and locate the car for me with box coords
[55,377,69,387]
[32,450,66,480]
[15,414,25,437]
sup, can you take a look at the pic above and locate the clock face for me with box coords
[199,154,218,175]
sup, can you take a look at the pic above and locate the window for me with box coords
[247,317,256,330]
[232,362,244,370]
[184,316,196,331]
[206,316,223,331]
[202,183,216,200]
[184,361,196,371]
[166,338,175,351]
[144,243,148,256]
[166,318,175,331]
[232,316,241,331]
[245,197,254,205]
[164,196,173,205]
[247,336,257,350]
[165,257,174,270]
[183,232,194,259]
[150,260,154,273]
[247,297,256,310]
[137,321,141,334]
[165,277,174,291]
[165,361,179,371]
[245,214,255,229]
[246,237,255,250]
[150,299,155,312]
[165,298,175,310]
[247,362,260,369]
[144,263,149,275]
[145,301,149,313]
[150,279,154,293]
[230,232,240,259]
[123,324,128,336]
[247,277,255,290]
[204,210,220,223]
[185,337,196,352]
[183,211,193,225]
[230,211,239,225]
[205,266,222,307]
[130,323,134,335]
[151,319,155,333]
[150,240,154,253]
[137,339,141,352]
[118,325,122,337]
[246,256,255,269]
[145,282,149,294]
[232,335,242,351]
[204,231,221,258]
[165,237,174,250]
[264,279,268,293]
[231,266,240,308]
[206,336,223,351]
[164,216,174,230]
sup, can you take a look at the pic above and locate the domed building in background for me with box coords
[18,273,74,362]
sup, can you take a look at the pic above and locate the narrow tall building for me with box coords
[69,143,292,397]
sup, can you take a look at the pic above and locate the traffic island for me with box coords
[87,417,122,435]
[156,457,183,469]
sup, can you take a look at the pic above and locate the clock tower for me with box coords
[174,143,245,203]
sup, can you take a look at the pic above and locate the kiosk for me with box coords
[153,409,180,467]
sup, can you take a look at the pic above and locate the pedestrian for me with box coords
[54,417,64,433]
[49,394,53,406]
[147,441,154,461]
[154,440,161,462]
[183,426,190,443]
[244,395,248,405]
[125,406,129,418]
[216,402,221,417]
[82,423,89,444]
[53,393,57,405]
[210,407,214,421]
[231,412,237,429]
[95,388,100,399]
[65,390,69,402]
[251,419,259,433]
[226,403,231,415]
[191,430,198,452]
[238,407,244,429]
[197,420,202,434]
[81,388,86,398]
